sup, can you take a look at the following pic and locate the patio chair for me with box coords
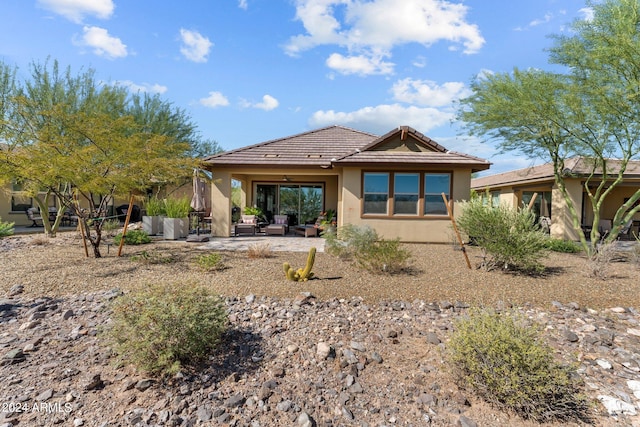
[234,215,257,236]
[265,214,289,236]
[26,208,43,227]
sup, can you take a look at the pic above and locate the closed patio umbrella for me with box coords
[187,169,209,242]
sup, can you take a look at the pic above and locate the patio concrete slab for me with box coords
[196,235,325,252]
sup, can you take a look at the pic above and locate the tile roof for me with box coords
[203,125,490,171]
[203,125,376,168]
[472,157,640,189]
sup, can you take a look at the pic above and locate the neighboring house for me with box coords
[471,157,640,241]
[203,125,490,243]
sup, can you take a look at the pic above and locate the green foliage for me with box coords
[543,238,582,253]
[145,196,166,216]
[196,252,225,271]
[105,284,227,377]
[457,197,549,272]
[448,308,591,423]
[243,206,262,216]
[324,224,411,274]
[164,197,191,218]
[114,229,151,245]
[0,217,14,238]
[283,247,316,281]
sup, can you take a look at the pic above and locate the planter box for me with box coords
[142,216,162,235]
[163,217,189,240]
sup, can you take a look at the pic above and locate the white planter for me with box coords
[163,217,188,240]
[142,216,161,235]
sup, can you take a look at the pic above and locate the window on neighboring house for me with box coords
[424,173,450,215]
[394,173,419,214]
[363,172,389,214]
[11,182,32,212]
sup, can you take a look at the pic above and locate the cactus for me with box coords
[283,247,316,281]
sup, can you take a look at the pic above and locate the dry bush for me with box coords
[30,235,50,246]
[587,241,618,279]
[247,242,272,258]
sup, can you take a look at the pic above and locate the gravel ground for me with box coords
[2,232,639,310]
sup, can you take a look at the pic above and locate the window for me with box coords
[424,173,450,215]
[363,173,389,214]
[362,171,451,217]
[394,173,419,214]
[10,181,32,212]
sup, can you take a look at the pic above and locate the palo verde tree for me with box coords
[457,0,640,256]
[0,59,198,256]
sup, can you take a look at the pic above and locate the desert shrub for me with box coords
[196,252,225,271]
[105,284,227,377]
[247,242,272,259]
[587,241,618,279]
[0,217,14,238]
[457,197,549,272]
[325,224,411,274]
[544,238,582,253]
[448,308,590,423]
[130,250,176,264]
[101,219,121,238]
[114,229,151,245]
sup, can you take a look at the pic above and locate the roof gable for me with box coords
[361,126,447,153]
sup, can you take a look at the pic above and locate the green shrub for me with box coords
[457,197,549,272]
[544,238,582,253]
[105,284,227,377]
[325,224,411,274]
[195,252,225,271]
[114,229,151,245]
[0,217,14,238]
[448,308,590,423]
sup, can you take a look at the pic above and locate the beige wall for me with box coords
[340,167,473,243]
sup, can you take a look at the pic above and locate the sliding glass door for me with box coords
[257,183,323,225]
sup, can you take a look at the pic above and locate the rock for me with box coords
[276,400,292,412]
[317,342,332,360]
[563,330,579,342]
[297,411,314,427]
[36,388,53,401]
[2,348,25,364]
[350,341,366,352]
[8,284,24,296]
[196,407,212,422]
[83,374,104,391]
[73,419,84,426]
[596,359,613,370]
[135,379,154,391]
[224,393,245,408]
[598,395,637,416]
[458,415,478,427]
[426,332,441,345]
[62,309,75,320]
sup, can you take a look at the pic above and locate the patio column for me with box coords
[211,170,232,237]
[551,180,582,241]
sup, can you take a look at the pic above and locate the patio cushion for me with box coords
[274,215,287,225]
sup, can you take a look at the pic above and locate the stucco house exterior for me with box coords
[471,157,640,241]
[203,125,490,243]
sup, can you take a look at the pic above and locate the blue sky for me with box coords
[0,0,591,174]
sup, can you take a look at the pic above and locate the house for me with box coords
[203,125,490,243]
[471,157,640,241]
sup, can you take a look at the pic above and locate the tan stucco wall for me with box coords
[340,167,472,243]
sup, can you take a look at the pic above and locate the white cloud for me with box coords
[391,78,470,107]
[326,52,394,75]
[179,29,213,63]
[37,0,114,23]
[200,91,230,108]
[528,12,552,27]
[75,26,127,59]
[114,80,167,94]
[240,95,279,111]
[579,7,594,22]
[309,103,452,135]
[285,0,484,75]
[238,0,248,10]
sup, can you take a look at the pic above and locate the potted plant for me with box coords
[142,196,166,236]
[319,209,337,236]
[163,197,191,240]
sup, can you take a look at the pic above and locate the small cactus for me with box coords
[283,247,316,281]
